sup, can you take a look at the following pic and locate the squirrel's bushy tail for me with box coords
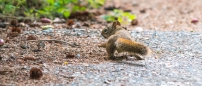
[115,38,149,56]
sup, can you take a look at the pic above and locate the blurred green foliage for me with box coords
[0,0,136,24]
[0,0,26,16]
[0,0,105,19]
[104,9,136,23]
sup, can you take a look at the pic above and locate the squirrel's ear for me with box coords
[116,21,121,26]
[112,21,121,29]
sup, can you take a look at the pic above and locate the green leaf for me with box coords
[54,2,60,7]
[47,0,54,5]
[97,0,105,5]
[104,15,116,22]
[104,9,136,23]
[87,0,104,8]
[72,5,79,12]
[80,6,86,11]
[57,8,65,13]
[37,10,48,15]
[63,10,70,18]
[71,0,78,4]
[118,17,123,23]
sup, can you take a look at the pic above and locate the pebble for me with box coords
[42,28,53,33]
[0,23,7,28]
[134,26,143,32]
[20,45,29,49]
[30,30,36,34]
[0,39,4,46]
[76,54,81,58]
[41,18,52,23]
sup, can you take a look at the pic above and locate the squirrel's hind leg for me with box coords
[133,54,145,60]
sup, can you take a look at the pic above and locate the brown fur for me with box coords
[98,21,150,60]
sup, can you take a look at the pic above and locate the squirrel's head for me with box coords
[101,21,121,38]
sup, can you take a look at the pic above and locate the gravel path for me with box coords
[1,28,202,86]
[41,29,202,86]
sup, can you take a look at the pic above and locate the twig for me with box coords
[24,39,76,47]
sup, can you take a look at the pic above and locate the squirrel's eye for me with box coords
[104,29,108,33]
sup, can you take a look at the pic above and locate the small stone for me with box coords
[42,28,53,33]
[0,23,7,28]
[37,41,45,50]
[0,39,4,47]
[77,32,82,36]
[10,55,15,60]
[20,45,29,49]
[30,30,36,34]
[76,54,81,58]
[53,18,65,23]
[135,27,143,32]
[72,29,76,32]
[191,18,198,24]
[41,18,52,23]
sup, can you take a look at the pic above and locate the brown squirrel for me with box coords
[98,21,150,60]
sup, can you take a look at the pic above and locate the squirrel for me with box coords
[98,21,150,60]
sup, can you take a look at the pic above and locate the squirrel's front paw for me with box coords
[104,56,116,60]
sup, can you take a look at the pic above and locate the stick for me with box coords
[24,39,77,47]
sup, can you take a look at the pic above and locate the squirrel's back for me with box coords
[115,38,149,56]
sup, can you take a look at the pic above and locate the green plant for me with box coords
[88,0,105,8]
[0,0,105,19]
[104,9,136,24]
[37,0,105,18]
[0,0,26,16]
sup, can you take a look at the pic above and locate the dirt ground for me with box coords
[0,0,202,85]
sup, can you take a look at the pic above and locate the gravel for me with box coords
[42,29,202,86]
[1,28,202,86]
